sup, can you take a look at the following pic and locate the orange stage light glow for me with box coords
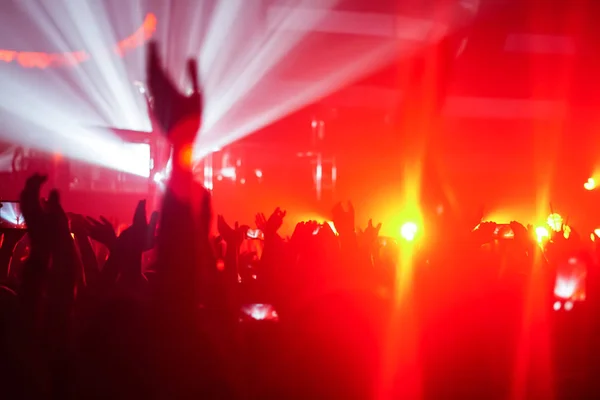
[178,145,194,168]
[584,177,596,191]
[0,13,156,69]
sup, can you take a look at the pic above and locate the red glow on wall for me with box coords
[0,13,157,69]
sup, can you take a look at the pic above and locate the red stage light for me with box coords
[0,13,156,69]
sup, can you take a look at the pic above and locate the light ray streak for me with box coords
[0,0,460,181]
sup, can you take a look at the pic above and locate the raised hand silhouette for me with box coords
[217,215,248,248]
[68,213,99,285]
[20,174,51,261]
[256,208,286,237]
[290,220,319,245]
[359,219,382,245]
[94,200,154,288]
[509,221,530,242]
[473,220,496,237]
[146,210,159,251]
[118,200,156,254]
[332,202,355,237]
[147,41,202,148]
[85,216,117,250]
[68,213,88,237]
[20,175,74,265]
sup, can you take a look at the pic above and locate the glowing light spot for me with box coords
[584,177,596,191]
[553,301,561,311]
[547,213,563,232]
[178,145,194,168]
[568,257,578,265]
[501,229,515,239]
[255,169,263,178]
[326,221,338,235]
[564,301,574,311]
[220,167,236,179]
[554,277,577,299]
[0,13,156,69]
[535,226,549,243]
[400,222,418,241]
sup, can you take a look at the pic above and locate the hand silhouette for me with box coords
[146,210,159,251]
[85,216,117,250]
[509,221,530,242]
[359,219,382,244]
[20,174,50,256]
[217,215,248,248]
[20,174,72,258]
[332,202,355,236]
[256,208,286,236]
[290,220,318,249]
[118,200,154,253]
[68,213,88,237]
[471,221,496,244]
[147,41,203,147]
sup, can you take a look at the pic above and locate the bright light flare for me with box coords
[0,13,156,69]
[547,213,563,232]
[554,261,586,301]
[535,226,549,243]
[584,177,596,191]
[326,220,338,235]
[0,1,464,180]
[563,225,572,239]
[400,222,418,242]
[554,277,577,299]
[242,304,279,321]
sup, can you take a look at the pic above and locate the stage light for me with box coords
[134,81,146,94]
[564,301,573,311]
[554,277,576,299]
[547,213,563,232]
[0,1,464,180]
[220,167,236,180]
[326,221,338,235]
[255,169,263,178]
[535,226,549,243]
[0,202,23,226]
[400,222,418,242]
[553,301,561,311]
[584,177,596,190]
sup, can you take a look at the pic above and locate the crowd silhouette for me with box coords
[0,42,598,399]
